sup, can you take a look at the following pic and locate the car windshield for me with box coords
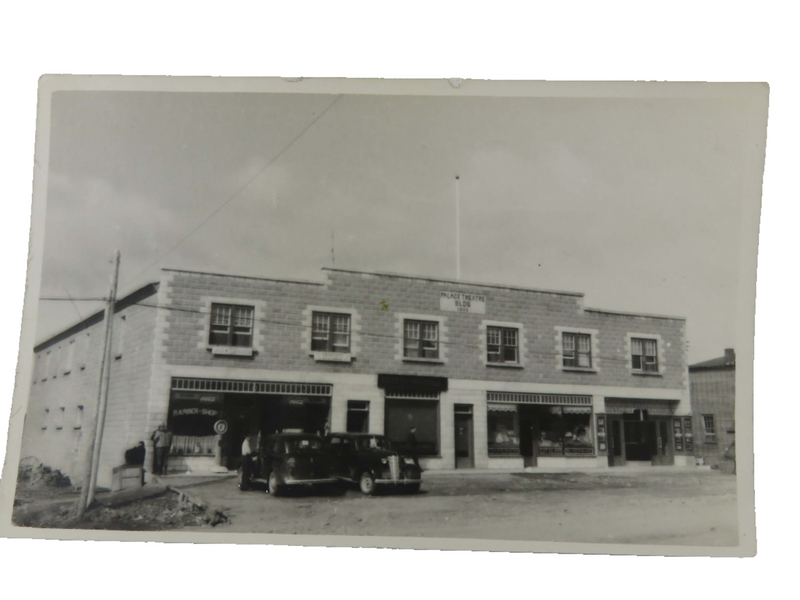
[284,437,322,452]
[356,436,391,451]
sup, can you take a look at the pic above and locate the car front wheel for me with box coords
[268,471,282,496]
[359,471,376,495]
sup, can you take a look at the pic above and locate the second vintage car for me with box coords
[238,432,337,496]
[324,433,422,495]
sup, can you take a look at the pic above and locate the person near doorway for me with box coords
[150,424,172,476]
[241,431,259,482]
[407,426,421,470]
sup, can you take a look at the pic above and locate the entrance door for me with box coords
[454,405,474,469]
[608,418,625,466]
[651,420,674,465]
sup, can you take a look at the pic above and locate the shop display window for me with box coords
[538,406,594,456]
[487,404,520,455]
[384,398,439,456]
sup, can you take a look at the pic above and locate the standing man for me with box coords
[407,426,420,470]
[151,423,172,476]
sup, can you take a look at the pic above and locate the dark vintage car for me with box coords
[324,433,422,495]
[238,432,337,496]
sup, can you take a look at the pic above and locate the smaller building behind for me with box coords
[690,348,736,474]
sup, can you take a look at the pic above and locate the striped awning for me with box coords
[487,392,592,406]
[171,377,332,396]
[487,403,518,412]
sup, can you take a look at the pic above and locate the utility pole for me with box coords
[77,251,120,516]
[455,175,461,280]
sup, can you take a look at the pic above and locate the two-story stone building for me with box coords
[22,267,693,487]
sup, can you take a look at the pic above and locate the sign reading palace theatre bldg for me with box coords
[440,291,486,314]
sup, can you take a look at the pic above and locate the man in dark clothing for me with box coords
[125,442,146,466]
[407,426,420,470]
[151,424,172,476]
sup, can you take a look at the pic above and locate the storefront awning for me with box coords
[378,374,448,393]
[171,377,332,396]
[487,392,592,406]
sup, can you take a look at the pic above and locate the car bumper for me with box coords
[375,478,422,485]
[284,477,338,486]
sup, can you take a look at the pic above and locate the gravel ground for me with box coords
[179,469,739,546]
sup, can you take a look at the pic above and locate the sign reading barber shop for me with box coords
[440,291,486,314]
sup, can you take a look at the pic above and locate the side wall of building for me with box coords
[97,303,159,487]
[690,368,736,474]
[22,323,106,484]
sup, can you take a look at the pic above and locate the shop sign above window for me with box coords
[440,291,486,314]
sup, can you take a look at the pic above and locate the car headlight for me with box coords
[381,458,388,464]
[286,457,296,469]
[404,458,415,465]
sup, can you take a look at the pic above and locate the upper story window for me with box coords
[311,312,351,353]
[703,414,717,443]
[631,337,658,372]
[404,320,439,359]
[209,303,254,347]
[563,332,592,368]
[487,326,519,364]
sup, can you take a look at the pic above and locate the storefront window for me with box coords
[537,406,594,456]
[385,398,439,456]
[488,404,520,455]
[169,393,223,455]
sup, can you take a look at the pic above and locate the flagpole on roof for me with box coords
[455,175,461,280]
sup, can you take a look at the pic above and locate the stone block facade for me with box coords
[22,267,693,486]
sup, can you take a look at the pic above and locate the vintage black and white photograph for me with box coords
[0,77,765,555]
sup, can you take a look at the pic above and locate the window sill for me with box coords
[631,371,663,377]
[311,351,353,363]
[560,367,597,374]
[402,358,445,364]
[485,362,524,369]
[208,346,255,357]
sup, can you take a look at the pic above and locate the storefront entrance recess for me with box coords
[608,410,673,467]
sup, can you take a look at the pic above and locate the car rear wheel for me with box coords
[268,471,282,496]
[359,471,376,495]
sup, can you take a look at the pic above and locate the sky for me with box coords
[36,88,754,363]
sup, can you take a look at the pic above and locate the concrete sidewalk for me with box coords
[424,465,714,477]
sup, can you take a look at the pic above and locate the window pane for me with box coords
[538,408,564,454]
[488,408,520,455]
[209,330,229,346]
[578,334,590,353]
[487,327,500,345]
[563,412,593,450]
[211,305,231,326]
[632,355,642,369]
[333,315,350,332]
[404,338,420,358]
[404,321,419,339]
[503,345,518,363]
[563,333,575,351]
[487,345,501,362]
[332,332,350,351]
[503,328,517,347]
[422,322,438,341]
[578,352,591,367]
[313,313,329,332]
[631,338,643,355]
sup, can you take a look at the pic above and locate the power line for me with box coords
[120,94,344,290]
[39,297,108,302]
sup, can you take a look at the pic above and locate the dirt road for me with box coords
[181,469,739,546]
